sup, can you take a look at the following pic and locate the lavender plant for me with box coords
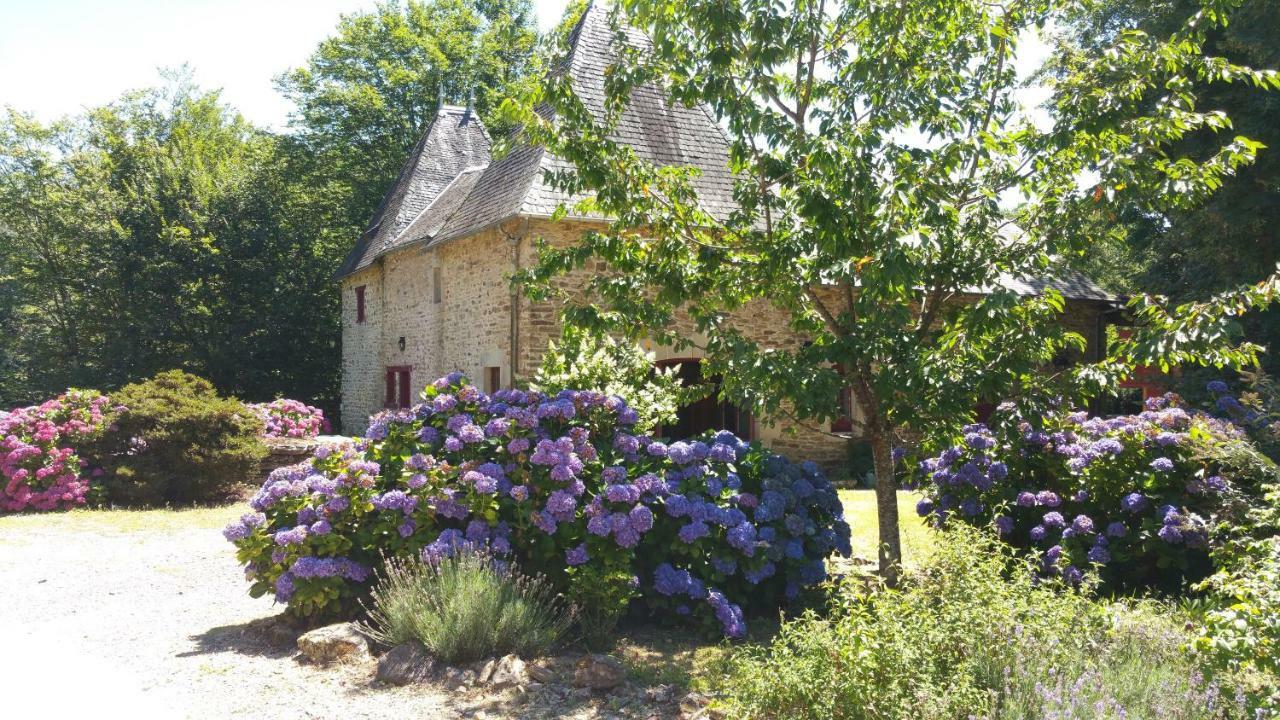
[225,373,851,638]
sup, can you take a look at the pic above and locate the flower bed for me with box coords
[225,373,851,638]
[914,394,1243,591]
[249,399,330,439]
[1,390,118,512]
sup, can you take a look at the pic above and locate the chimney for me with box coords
[466,86,475,116]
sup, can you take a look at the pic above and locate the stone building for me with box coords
[334,3,1115,467]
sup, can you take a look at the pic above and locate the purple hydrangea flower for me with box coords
[1121,493,1147,512]
[565,544,589,566]
[678,521,710,543]
[1071,514,1095,534]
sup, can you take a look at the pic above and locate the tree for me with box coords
[1059,0,1280,372]
[0,77,351,412]
[278,0,537,226]
[514,0,1279,583]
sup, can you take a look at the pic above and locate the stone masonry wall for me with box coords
[340,229,515,434]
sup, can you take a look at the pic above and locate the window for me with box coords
[484,366,502,394]
[832,364,853,432]
[432,267,442,303]
[355,285,367,323]
[385,366,412,408]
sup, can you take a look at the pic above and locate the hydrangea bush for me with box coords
[249,399,330,439]
[1,390,118,512]
[226,373,851,638]
[914,394,1243,591]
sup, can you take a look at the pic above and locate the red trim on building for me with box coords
[385,365,412,408]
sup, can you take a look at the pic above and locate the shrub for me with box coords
[225,372,851,638]
[1193,475,1280,710]
[914,394,1248,592]
[0,389,118,512]
[249,398,330,439]
[361,549,573,663]
[718,526,1250,720]
[100,370,266,506]
[528,326,698,433]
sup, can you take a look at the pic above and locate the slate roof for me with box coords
[335,105,491,277]
[993,270,1114,302]
[335,2,738,277]
[334,3,1114,304]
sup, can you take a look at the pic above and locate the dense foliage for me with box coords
[0,0,540,416]
[278,0,537,226]
[719,526,1257,719]
[250,399,330,439]
[362,550,573,663]
[0,390,118,512]
[513,0,1280,582]
[225,373,851,638]
[99,371,266,507]
[914,394,1248,591]
[1062,0,1280,374]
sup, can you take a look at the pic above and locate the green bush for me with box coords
[98,370,266,506]
[718,526,1252,720]
[361,551,574,664]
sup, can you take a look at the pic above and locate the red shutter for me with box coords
[355,285,367,323]
[398,369,411,408]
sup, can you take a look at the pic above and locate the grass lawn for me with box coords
[0,503,239,535]
[839,488,936,567]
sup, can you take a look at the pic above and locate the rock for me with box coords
[679,692,719,719]
[476,657,497,684]
[488,654,528,689]
[296,622,369,664]
[573,654,625,691]
[376,642,435,685]
[646,684,677,704]
[526,661,558,684]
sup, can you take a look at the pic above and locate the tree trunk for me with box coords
[869,428,902,587]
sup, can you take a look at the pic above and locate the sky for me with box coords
[0,0,1048,131]
[0,0,570,130]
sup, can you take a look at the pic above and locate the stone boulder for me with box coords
[296,622,370,664]
[487,654,528,689]
[376,642,436,685]
[573,654,625,691]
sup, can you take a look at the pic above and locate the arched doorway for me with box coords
[655,358,753,441]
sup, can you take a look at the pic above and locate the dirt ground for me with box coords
[0,507,492,719]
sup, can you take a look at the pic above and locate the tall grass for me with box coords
[361,551,574,664]
[718,526,1250,720]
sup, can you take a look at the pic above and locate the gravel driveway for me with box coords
[0,507,465,719]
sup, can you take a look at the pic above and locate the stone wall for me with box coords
[339,228,516,433]
[341,215,1109,471]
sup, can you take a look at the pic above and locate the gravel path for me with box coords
[0,509,466,719]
